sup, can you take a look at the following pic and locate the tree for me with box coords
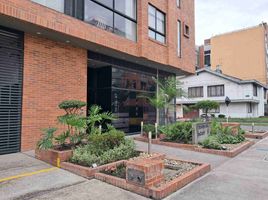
[195,100,220,120]
[156,76,186,124]
[140,76,186,125]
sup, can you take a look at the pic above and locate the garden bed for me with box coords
[244,131,268,139]
[95,157,210,200]
[35,148,73,166]
[134,136,254,157]
[60,153,165,179]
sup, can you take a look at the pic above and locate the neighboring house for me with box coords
[0,0,195,154]
[177,68,268,118]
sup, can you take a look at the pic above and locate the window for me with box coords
[32,0,64,12]
[204,55,211,66]
[253,85,258,96]
[148,5,166,43]
[207,85,224,97]
[188,87,203,98]
[248,103,253,113]
[84,0,137,41]
[264,89,267,99]
[184,23,190,38]
[176,0,181,8]
[177,20,181,57]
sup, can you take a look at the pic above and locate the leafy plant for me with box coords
[87,105,116,134]
[143,124,156,137]
[195,100,220,120]
[70,139,136,167]
[54,131,70,148]
[88,130,125,155]
[160,122,193,143]
[201,135,222,150]
[58,100,87,114]
[37,128,57,150]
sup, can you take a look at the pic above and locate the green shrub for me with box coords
[58,100,86,112]
[218,114,226,119]
[70,139,136,167]
[37,128,57,150]
[160,122,192,144]
[88,130,125,155]
[201,135,222,150]
[143,124,156,137]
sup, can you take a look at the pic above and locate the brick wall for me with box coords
[21,34,87,151]
[0,0,195,74]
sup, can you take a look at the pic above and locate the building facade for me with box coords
[198,23,268,85]
[177,69,267,118]
[0,0,195,154]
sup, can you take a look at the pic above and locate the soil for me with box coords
[161,159,199,184]
[101,164,126,179]
[221,141,247,150]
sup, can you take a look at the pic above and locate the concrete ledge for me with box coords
[244,131,268,139]
[95,157,211,200]
[134,136,255,157]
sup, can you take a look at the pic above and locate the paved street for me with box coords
[1,138,268,200]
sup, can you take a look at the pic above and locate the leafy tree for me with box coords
[195,100,220,120]
[57,100,87,146]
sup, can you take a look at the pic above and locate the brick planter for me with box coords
[221,122,241,135]
[35,148,73,166]
[245,131,268,139]
[95,157,210,200]
[134,136,254,157]
[61,153,166,179]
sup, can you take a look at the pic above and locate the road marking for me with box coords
[0,167,58,183]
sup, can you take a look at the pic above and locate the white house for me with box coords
[176,68,268,118]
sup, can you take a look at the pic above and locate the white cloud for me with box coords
[195,0,268,45]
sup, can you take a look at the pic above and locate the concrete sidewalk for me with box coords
[1,138,268,200]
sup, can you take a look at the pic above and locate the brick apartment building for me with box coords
[0,0,195,154]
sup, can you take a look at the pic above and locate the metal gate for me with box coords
[0,27,23,155]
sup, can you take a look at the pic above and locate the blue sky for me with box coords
[195,0,268,45]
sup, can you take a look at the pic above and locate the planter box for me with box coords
[134,136,254,157]
[35,148,73,166]
[61,153,166,179]
[245,131,268,139]
[95,157,210,200]
[221,122,241,135]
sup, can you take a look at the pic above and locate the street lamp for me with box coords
[225,96,231,123]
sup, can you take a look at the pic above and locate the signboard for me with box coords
[192,122,210,144]
[127,168,145,186]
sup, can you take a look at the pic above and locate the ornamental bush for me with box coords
[160,122,193,144]
[70,139,136,167]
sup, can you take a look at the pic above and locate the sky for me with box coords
[195,0,268,45]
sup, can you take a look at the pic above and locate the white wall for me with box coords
[177,71,267,118]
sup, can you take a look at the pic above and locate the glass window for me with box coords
[176,0,181,8]
[177,20,181,57]
[248,103,253,113]
[207,85,224,97]
[253,85,258,96]
[115,0,136,19]
[188,87,203,98]
[114,14,137,41]
[95,0,113,8]
[84,0,114,32]
[32,0,64,12]
[264,89,267,99]
[84,0,137,41]
[148,4,166,43]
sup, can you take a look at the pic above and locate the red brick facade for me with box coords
[0,0,195,151]
[0,0,195,74]
[22,34,87,151]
